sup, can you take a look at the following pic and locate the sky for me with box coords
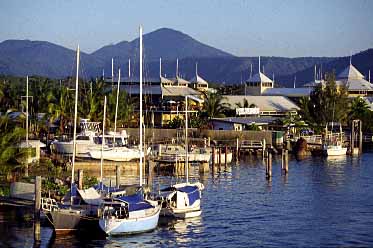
[1,0,373,57]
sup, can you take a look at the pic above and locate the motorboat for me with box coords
[51,129,129,158]
[154,144,211,162]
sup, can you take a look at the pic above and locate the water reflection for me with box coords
[2,154,373,247]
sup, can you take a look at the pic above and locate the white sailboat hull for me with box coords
[88,147,144,161]
[99,205,161,235]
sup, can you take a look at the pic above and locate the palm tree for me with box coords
[349,97,370,120]
[235,98,249,108]
[203,92,229,118]
[48,86,74,135]
[0,114,25,163]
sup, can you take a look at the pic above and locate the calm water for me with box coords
[1,154,373,247]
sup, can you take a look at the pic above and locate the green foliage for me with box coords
[299,73,349,129]
[203,92,230,118]
[247,123,260,131]
[42,179,68,196]
[0,115,25,163]
[83,175,98,189]
[168,116,184,128]
[0,185,10,197]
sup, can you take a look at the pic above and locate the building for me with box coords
[245,71,274,95]
[336,63,373,97]
[222,95,299,116]
[106,75,205,127]
[210,116,279,131]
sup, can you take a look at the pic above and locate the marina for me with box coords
[1,154,373,247]
[1,1,373,247]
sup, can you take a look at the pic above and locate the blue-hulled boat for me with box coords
[99,192,161,235]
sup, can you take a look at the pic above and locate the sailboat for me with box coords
[158,95,204,219]
[88,68,146,162]
[98,26,161,235]
[42,46,102,233]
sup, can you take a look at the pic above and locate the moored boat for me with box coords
[159,182,204,219]
[99,193,161,235]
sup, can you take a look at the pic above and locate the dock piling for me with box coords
[225,145,228,169]
[34,176,41,242]
[266,150,272,180]
[116,165,121,188]
[218,147,222,171]
[78,169,83,190]
[212,146,216,174]
[282,149,289,174]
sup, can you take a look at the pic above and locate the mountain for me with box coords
[92,28,234,62]
[0,39,103,78]
[0,28,372,87]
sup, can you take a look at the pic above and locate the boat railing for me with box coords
[41,197,59,212]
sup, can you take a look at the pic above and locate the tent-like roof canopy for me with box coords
[190,74,208,85]
[338,64,365,80]
[246,72,273,83]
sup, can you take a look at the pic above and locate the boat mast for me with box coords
[159,57,162,78]
[71,45,80,205]
[113,69,121,147]
[185,96,189,184]
[100,96,107,189]
[139,25,143,187]
[111,58,114,91]
[26,76,29,148]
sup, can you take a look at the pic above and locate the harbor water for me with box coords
[1,153,373,247]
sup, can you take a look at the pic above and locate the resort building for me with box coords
[222,95,299,117]
[105,75,205,127]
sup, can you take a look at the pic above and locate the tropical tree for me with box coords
[235,98,249,108]
[107,90,134,128]
[48,86,74,134]
[300,72,349,130]
[80,79,105,122]
[348,97,370,121]
[0,114,25,163]
[203,92,229,119]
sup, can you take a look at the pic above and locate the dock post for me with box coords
[225,145,228,168]
[266,150,272,179]
[283,149,289,174]
[212,147,215,174]
[218,147,222,171]
[116,165,121,188]
[78,169,83,190]
[199,162,209,174]
[147,161,154,187]
[236,138,239,162]
[281,149,284,171]
[208,137,211,147]
[359,120,363,154]
[262,138,266,157]
[351,121,355,155]
[34,176,41,243]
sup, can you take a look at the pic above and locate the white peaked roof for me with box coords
[190,74,208,85]
[247,72,273,83]
[176,76,190,85]
[160,76,174,85]
[338,64,365,80]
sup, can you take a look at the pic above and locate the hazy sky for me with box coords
[1,0,373,57]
